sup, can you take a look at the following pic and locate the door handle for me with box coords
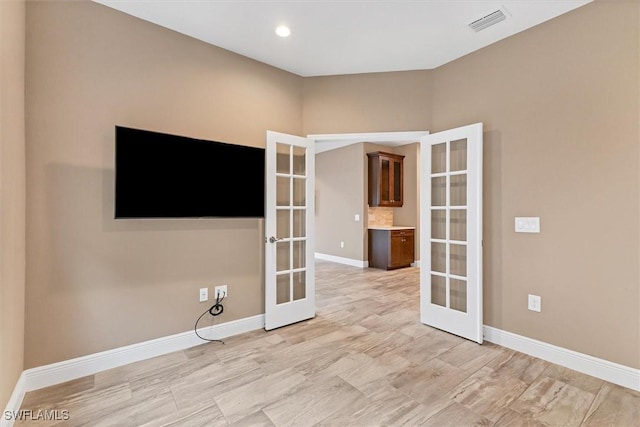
[268,236,283,243]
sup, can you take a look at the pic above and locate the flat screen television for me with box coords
[115,126,265,218]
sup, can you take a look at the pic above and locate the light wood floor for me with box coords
[17,261,640,426]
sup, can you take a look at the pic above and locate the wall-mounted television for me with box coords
[115,126,265,219]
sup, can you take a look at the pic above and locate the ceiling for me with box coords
[95,0,592,77]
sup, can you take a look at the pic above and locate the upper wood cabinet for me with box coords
[367,151,404,207]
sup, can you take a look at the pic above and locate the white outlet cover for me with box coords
[515,217,540,233]
[354,214,360,222]
[528,294,541,312]
[215,285,227,298]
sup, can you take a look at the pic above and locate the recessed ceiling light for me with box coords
[275,25,291,37]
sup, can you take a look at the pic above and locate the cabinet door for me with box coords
[389,235,404,267]
[367,152,404,207]
[400,233,414,266]
[391,157,403,207]
[380,157,391,204]
[390,230,413,268]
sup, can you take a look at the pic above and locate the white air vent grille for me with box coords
[469,9,506,32]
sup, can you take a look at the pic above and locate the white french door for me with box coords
[264,131,315,330]
[420,123,483,343]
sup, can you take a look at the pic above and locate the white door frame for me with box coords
[308,131,430,155]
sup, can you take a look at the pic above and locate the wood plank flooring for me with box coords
[16,261,640,426]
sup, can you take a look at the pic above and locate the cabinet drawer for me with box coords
[390,229,414,237]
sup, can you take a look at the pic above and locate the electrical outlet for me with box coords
[528,294,541,312]
[199,287,208,302]
[215,285,227,299]
[340,241,344,248]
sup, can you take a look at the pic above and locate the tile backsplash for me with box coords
[368,207,394,227]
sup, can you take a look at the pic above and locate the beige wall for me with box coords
[303,70,433,135]
[315,143,365,260]
[430,0,638,368]
[24,1,302,368]
[304,2,639,368]
[18,0,639,377]
[0,0,26,408]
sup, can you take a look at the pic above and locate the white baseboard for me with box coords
[1,372,26,427]
[315,252,368,268]
[483,325,640,392]
[21,314,265,393]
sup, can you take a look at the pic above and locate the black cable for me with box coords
[194,293,225,344]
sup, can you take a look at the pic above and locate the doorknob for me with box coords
[268,236,283,243]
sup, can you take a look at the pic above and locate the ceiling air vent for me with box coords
[469,9,506,32]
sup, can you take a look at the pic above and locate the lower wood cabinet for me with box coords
[368,228,415,270]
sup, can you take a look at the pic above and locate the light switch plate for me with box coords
[515,217,540,233]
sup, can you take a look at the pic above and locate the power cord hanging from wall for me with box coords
[194,293,225,344]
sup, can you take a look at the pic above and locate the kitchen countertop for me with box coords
[368,226,416,230]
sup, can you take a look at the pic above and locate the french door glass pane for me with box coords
[432,177,446,206]
[276,274,290,304]
[292,147,306,175]
[450,139,467,171]
[431,210,446,240]
[293,271,306,301]
[277,210,290,239]
[430,140,470,311]
[431,275,446,307]
[292,210,305,237]
[450,209,467,241]
[432,143,446,174]
[450,278,467,313]
[450,174,467,206]
[276,241,290,272]
[293,240,306,269]
[431,242,446,273]
[293,177,306,206]
[276,144,290,174]
[277,176,290,206]
[450,244,467,277]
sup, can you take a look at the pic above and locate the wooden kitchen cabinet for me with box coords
[367,151,404,207]
[368,228,414,270]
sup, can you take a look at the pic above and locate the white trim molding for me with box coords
[21,315,264,393]
[315,253,367,268]
[483,326,640,392]
[3,315,265,426]
[1,372,26,427]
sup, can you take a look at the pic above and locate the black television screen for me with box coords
[115,126,265,218]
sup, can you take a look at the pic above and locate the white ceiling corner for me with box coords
[93,0,593,77]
